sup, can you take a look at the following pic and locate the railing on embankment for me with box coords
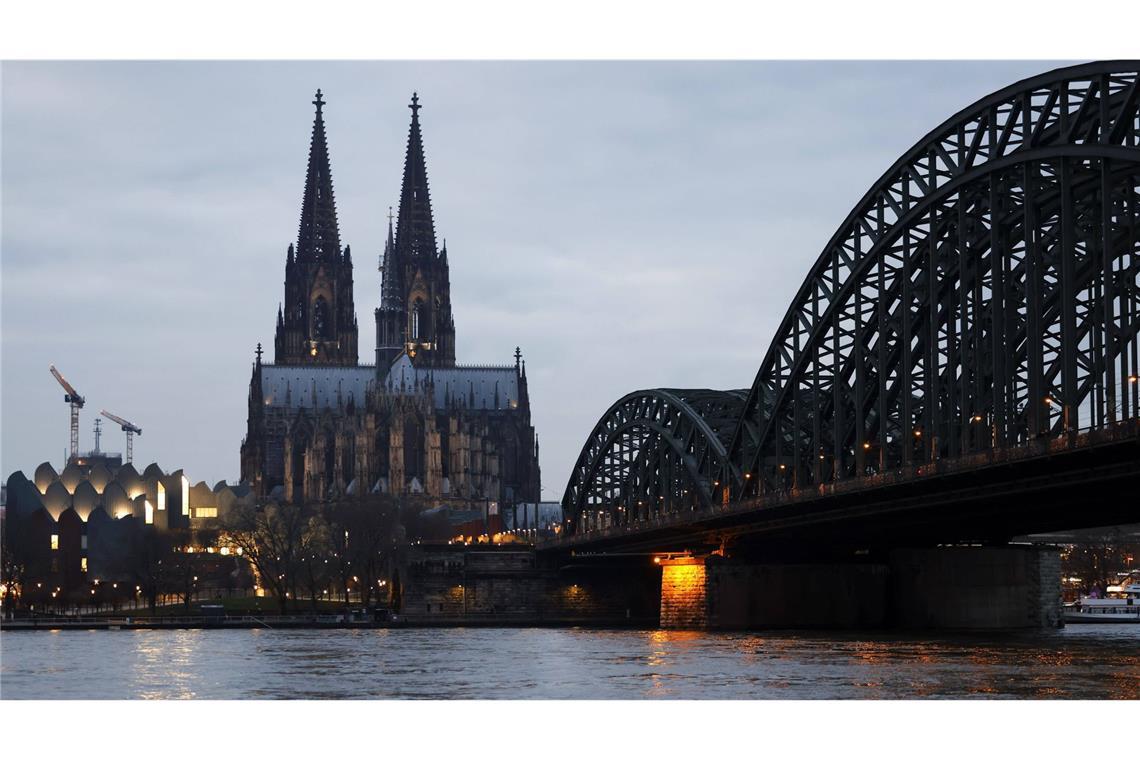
[0,614,379,630]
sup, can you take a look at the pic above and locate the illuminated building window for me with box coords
[157,481,166,511]
[51,534,59,550]
[182,475,190,516]
[193,507,218,519]
[145,500,154,525]
[81,557,88,572]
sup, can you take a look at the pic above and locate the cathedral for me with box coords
[240,91,541,509]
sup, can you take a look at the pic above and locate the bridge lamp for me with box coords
[913,429,922,438]
[778,464,786,471]
[863,442,871,450]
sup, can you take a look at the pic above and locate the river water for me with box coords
[2,625,1138,699]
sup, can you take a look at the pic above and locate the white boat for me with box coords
[1064,582,1140,624]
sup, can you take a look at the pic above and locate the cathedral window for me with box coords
[313,296,330,339]
[411,299,423,340]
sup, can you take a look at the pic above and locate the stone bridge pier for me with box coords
[658,545,1062,631]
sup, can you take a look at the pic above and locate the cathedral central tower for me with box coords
[274,90,359,366]
[376,93,456,368]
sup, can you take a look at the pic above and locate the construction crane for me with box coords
[100,409,142,464]
[49,364,85,463]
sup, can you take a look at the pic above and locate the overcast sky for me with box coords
[1,61,1068,496]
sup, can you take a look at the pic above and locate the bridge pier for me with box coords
[888,546,1062,629]
[658,546,1061,631]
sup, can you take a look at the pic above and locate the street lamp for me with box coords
[1045,393,1071,432]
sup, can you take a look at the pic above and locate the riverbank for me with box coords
[0,613,656,631]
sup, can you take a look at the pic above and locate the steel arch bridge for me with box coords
[560,61,1140,541]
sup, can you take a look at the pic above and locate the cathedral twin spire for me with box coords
[394,93,439,263]
[273,88,454,369]
[377,92,456,368]
[273,90,357,366]
[296,89,342,262]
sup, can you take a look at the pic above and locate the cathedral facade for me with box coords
[240,91,541,508]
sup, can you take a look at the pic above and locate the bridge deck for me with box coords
[541,421,1140,555]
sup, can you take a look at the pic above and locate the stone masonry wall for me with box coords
[398,544,660,625]
[659,559,708,629]
[889,546,1062,629]
[707,561,888,629]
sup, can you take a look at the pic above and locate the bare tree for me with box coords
[1063,527,1140,595]
[160,529,198,612]
[1,531,28,617]
[297,514,332,610]
[126,525,173,613]
[222,499,310,614]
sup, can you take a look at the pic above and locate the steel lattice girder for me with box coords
[730,61,1140,498]
[560,389,746,533]
[561,61,1140,539]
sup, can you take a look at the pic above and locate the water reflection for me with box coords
[132,630,200,699]
[1,625,1137,699]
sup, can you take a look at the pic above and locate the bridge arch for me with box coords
[557,61,1140,541]
[729,61,1140,497]
[561,389,747,534]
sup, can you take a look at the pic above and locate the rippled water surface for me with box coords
[2,625,1138,699]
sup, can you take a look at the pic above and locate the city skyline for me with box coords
[1,60,1065,494]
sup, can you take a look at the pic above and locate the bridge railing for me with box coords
[768,419,1137,504]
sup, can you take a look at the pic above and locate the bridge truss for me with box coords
[562,61,1140,538]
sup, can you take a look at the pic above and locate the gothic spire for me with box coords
[296,89,342,261]
[394,92,437,260]
[380,205,401,310]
